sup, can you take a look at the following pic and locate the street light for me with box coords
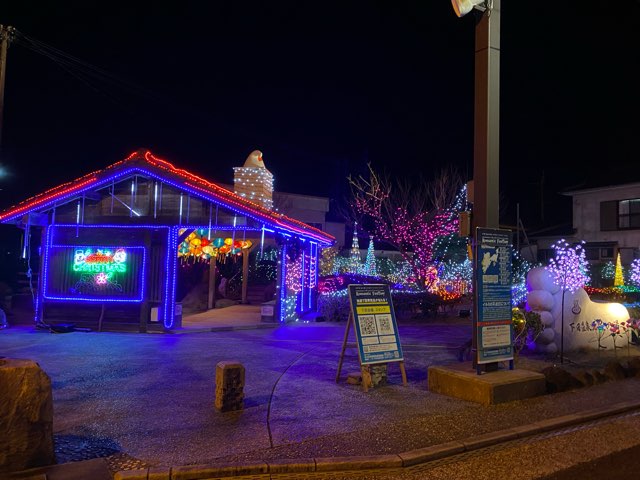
[451,0,487,17]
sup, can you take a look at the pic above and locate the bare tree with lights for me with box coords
[546,239,590,364]
[348,165,464,288]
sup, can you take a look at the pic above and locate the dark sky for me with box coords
[1,0,639,229]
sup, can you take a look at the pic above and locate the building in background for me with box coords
[521,182,640,285]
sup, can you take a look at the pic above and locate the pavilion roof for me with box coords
[0,149,334,245]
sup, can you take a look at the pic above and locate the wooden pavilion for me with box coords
[0,149,334,331]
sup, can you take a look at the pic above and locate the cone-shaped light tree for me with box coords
[614,252,624,287]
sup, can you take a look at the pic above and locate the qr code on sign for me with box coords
[358,315,378,336]
[376,314,394,335]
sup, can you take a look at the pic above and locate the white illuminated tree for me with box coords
[349,223,362,274]
[546,239,590,363]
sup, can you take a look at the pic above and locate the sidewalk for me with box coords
[2,317,640,479]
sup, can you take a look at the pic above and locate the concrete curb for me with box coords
[113,399,640,479]
[168,324,279,334]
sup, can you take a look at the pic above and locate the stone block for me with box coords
[428,364,546,405]
[0,359,54,474]
[215,361,245,412]
[369,364,387,387]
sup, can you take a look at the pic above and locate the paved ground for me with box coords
[181,304,273,332]
[2,315,640,478]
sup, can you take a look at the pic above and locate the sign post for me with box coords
[336,284,406,392]
[474,228,513,373]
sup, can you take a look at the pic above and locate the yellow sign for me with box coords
[356,305,391,315]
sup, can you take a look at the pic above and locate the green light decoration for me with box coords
[73,248,128,274]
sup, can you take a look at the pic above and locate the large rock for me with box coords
[604,361,627,381]
[541,366,582,393]
[0,359,54,474]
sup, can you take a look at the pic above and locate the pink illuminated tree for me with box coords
[348,165,465,288]
[546,239,590,363]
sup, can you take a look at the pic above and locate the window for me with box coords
[618,199,640,229]
[600,247,614,259]
[584,248,599,261]
[600,199,640,231]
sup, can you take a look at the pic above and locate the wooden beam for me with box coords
[208,260,217,310]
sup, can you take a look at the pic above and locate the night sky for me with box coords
[1,0,639,230]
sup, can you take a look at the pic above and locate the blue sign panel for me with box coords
[475,228,513,364]
[348,284,404,365]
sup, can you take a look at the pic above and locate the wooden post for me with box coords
[336,312,353,383]
[208,260,217,310]
[241,248,249,304]
[139,230,152,333]
[36,226,47,325]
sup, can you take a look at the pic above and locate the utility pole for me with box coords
[0,25,15,147]
[472,1,500,230]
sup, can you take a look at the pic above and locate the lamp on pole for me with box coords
[452,0,501,371]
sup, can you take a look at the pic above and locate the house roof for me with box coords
[562,181,640,196]
[0,149,334,245]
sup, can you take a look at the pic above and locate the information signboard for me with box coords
[475,228,513,365]
[347,284,403,365]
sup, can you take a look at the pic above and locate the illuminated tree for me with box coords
[614,253,624,287]
[362,236,377,277]
[631,259,640,287]
[600,261,615,281]
[319,246,339,276]
[546,239,590,363]
[348,165,465,288]
[349,223,362,274]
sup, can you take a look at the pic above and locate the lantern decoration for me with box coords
[177,230,251,263]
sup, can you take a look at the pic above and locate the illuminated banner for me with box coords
[44,245,145,302]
